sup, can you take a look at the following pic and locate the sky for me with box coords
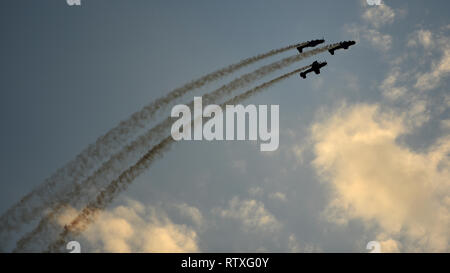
[0,0,449,252]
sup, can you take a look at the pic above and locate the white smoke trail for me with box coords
[15,45,334,252]
[46,64,313,252]
[0,41,309,246]
[15,44,338,252]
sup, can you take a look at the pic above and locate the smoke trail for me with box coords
[46,65,312,252]
[14,45,334,251]
[14,119,173,252]
[201,44,337,105]
[0,41,309,242]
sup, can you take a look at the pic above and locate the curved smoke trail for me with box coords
[0,41,309,244]
[46,65,313,252]
[15,44,336,252]
[14,45,335,252]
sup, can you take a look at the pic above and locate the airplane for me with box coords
[300,61,327,79]
[328,41,356,55]
[296,39,325,53]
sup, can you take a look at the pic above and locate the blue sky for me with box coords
[1,0,449,252]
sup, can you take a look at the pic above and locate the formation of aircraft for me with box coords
[297,39,356,79]
[296,39,325,53]
[299,61,327,79]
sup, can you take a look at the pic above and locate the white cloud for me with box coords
[400,28,450,92]
[406,99,430,128]
[291,144,304,164]
[345,24,392,52]
[415,48,450,91]
[408,29,434,49]
[445,94,450,108]
[346,2,397,52]
[365,28,393,51]
[214,197,281,233]
[378,27,450,130]
[362,2,396,28]
[248,187,264,198]
[380,70,408,100]
[173,203,203,227]
[311,104,450,252]
[269,192,287,202]
[288,234,301,252]
[79,200,199,252]
[375,234,401,253]
[287,234,320,253]
[441,120,450,130]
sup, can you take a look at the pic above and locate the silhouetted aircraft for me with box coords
[297,39,325,53]
[328,41,356,55]
[300,61,327,79]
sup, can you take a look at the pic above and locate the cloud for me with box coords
[364,29,393,51]
[380,69,408,100]
[415,48,450,91]
[214,197,281,233]
[345,24,392,52]
[248,187,264,198]
[291,144,304,164]
[287,234,319,253]
[378,27,450,129]
[79,200,199,252]
[269,192,287,202]
[376,234,401,253]
[310,104,450,252]
[345,2,398,52]
[288,234,301,252]
[402,28,450,92]
[173,203,204,228]
[362,2,396,28]
[441,120,450,130]
[408,29,434,49]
